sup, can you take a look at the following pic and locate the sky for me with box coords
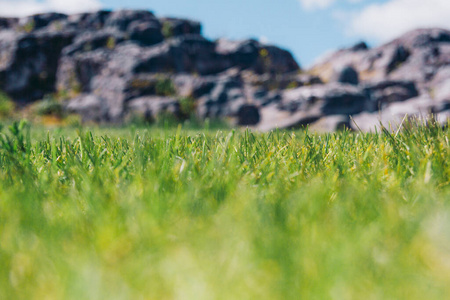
[1,0,450,67]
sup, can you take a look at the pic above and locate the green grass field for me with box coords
[1,120,450,299]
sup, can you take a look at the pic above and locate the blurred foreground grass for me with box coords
[1,120,450,299]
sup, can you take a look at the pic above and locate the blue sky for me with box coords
[2,0,450,67]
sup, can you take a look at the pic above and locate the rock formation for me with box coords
[309,28,450,130]
[0,10,449,130]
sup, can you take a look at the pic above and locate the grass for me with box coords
[1,120,450,299]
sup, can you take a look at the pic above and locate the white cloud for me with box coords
[349,0,450,41]
[298,0,366,11]
[259,36,269,45]
[298,0,336,11]
[0,0,102,17]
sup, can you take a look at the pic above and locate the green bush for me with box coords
[155,77,176,96]
[106,37,116,49]
[162,21,174,38]
[35,95,63,117]
[178,96,196,117]
[286,81,299,89]
[21,20,35,33]
[0,91,14,118]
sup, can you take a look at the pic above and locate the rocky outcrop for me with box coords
[0,10,301,124]
[362,80,419,111]
[216,39,299,74]
[277,83,366,116]
[0,29,75,101]
[304,28,450,131]
[160,18,201,37]
[334,66,359,85]
[311,28,450,89]
[0,10,450,130]
[66,94,104,122]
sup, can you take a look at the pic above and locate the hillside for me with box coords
[309,28,450,131]
[0,10,450,130]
